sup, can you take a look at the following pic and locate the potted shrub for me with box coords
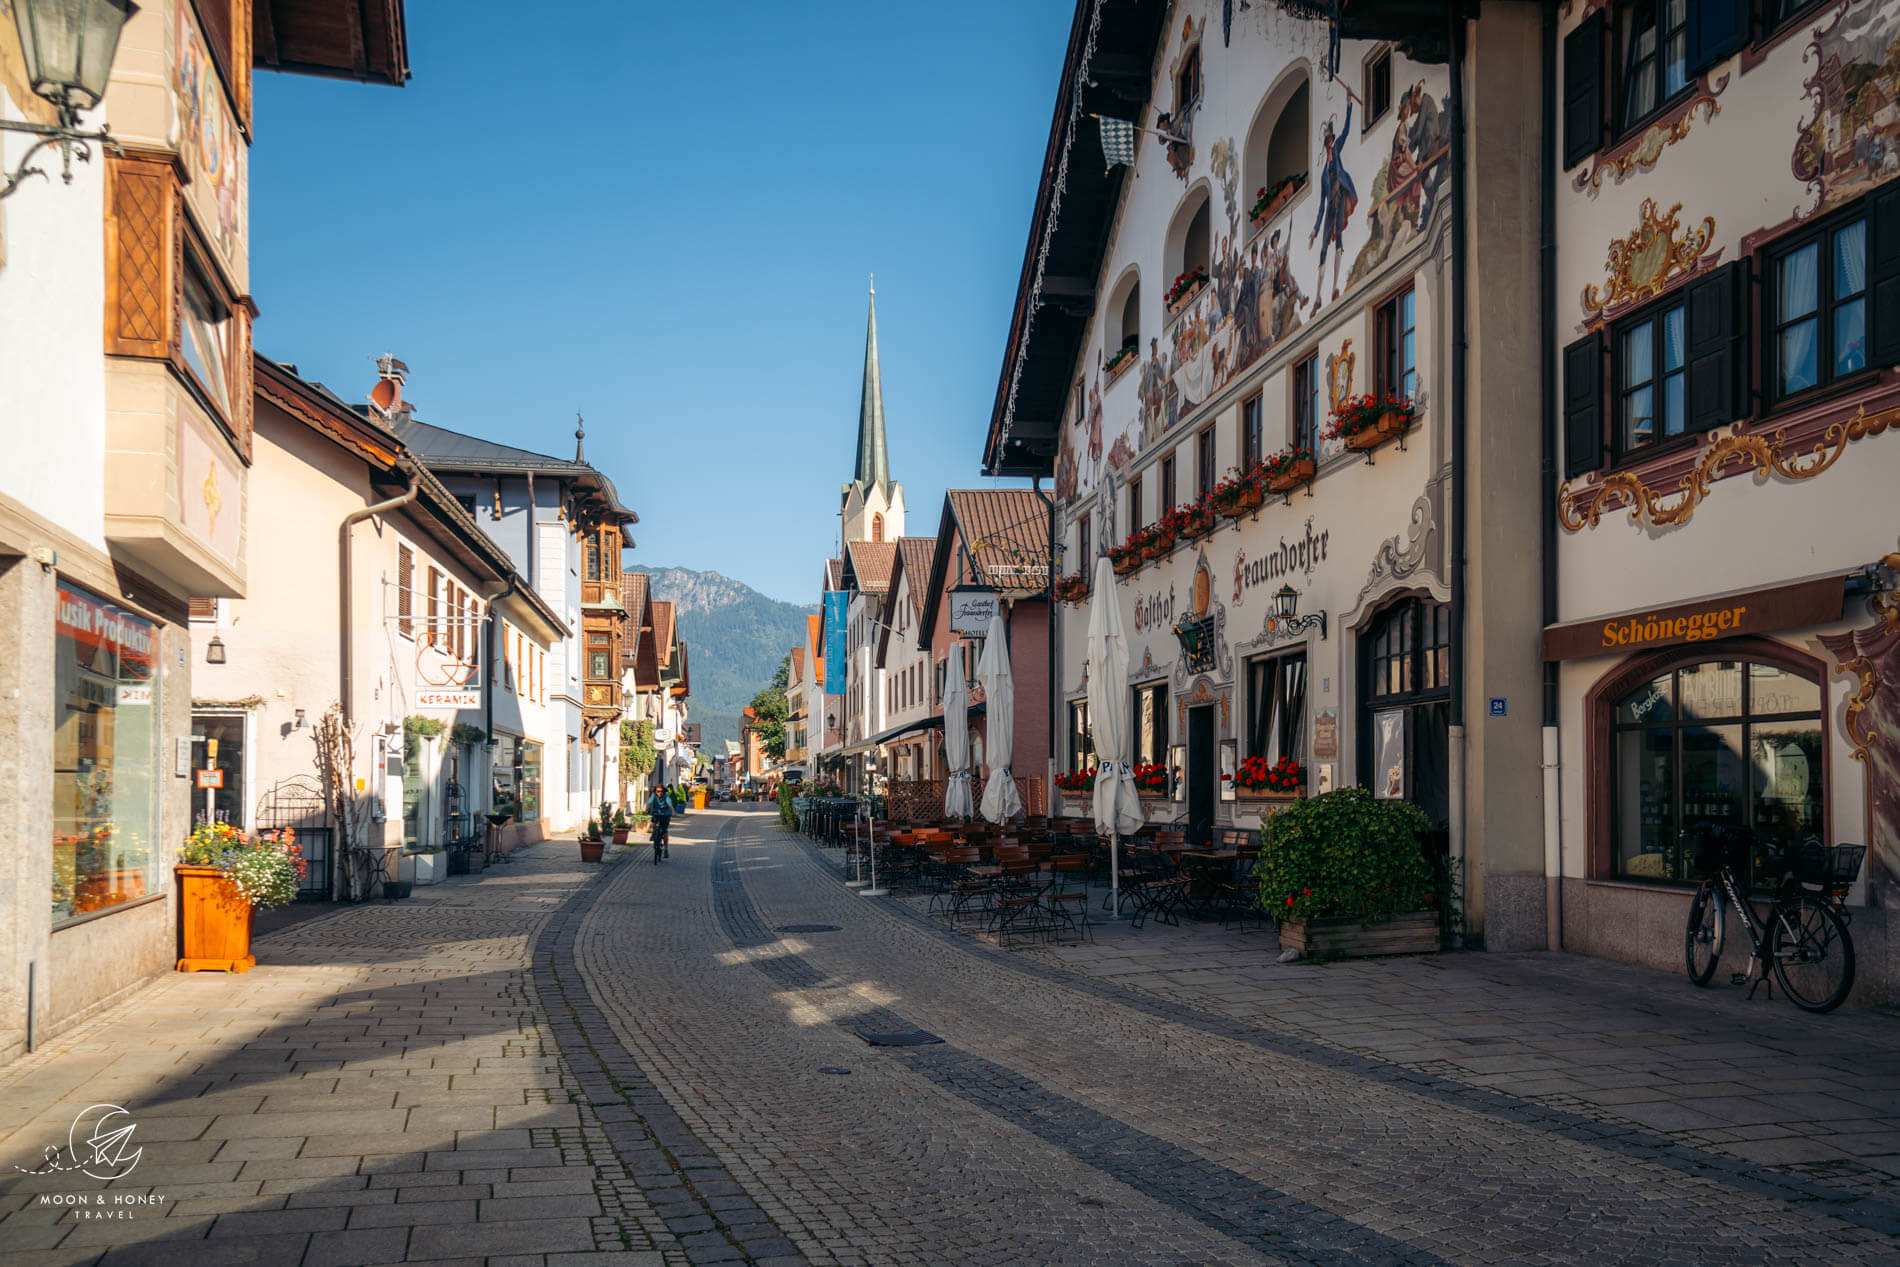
[1262,447,1318,496]
[1132,762,1170,799]
[580,818,604,864]
[1258,787,1440,958]
[611,809,631,845]
[1248,172,1307,229]
[1326,393,1418,456]
[1163,267,1210,315]
[1210,464,1266,518]
[1055,571,1090,604]
[1227,755,1305,801]
[176,822,304,973]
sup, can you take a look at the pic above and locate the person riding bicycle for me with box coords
[645,784,673,861]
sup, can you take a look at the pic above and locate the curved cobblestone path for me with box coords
[564,808,1900,1266]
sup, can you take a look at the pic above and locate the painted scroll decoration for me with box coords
[1581,199,1720,327]
[1574,93,1723,196]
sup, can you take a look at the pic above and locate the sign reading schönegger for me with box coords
[1541,576,1846,662]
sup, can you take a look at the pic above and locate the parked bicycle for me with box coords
[1683,824,1864,1013]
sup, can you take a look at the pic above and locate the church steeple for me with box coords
[853,281,891,498]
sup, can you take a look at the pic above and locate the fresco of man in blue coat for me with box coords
[1307,102,1357,310]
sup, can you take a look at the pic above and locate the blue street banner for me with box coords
[824,591,848,696]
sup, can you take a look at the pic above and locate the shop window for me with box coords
[1358,596,1450,827]
[1133,681,1170,767]
[1762,199,1898,405]
[1363,48,1393,128]
[1160,455,1176,514]
[1242,394,1263,470]
[1197,427,1216,498]
[53,584,160,925]
[1293,353,1320,452]
[1375,287,1417,402]
[1070,700,1095,772]
[1247,651,1307,762]
[1607,657,1822,885]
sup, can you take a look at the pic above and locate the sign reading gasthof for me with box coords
[1542,577,1845,662]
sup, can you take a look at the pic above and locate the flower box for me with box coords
[1176,506,1215,540]
[1329,397,1418,458]
[1214,485,1265,518]
[175,865,255,974]
[1345,412,1412,452]
[1105,345,1139,381]
[1266,457,1317,494]
[580,839,605,864]
[1235,786,1303,802]
[1163,270,1210,317]
[1055,573,1090,605]
[1248,173,1306,230]
[1111,549,1142,576]
[1277,911,1439,958]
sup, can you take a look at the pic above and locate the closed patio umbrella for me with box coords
[977,607,1022,823]
[943,642,974,820]
[1088,554,1142,916]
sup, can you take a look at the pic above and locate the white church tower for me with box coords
[841,284,904,546]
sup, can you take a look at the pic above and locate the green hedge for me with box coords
[1257,787,1435,923]
[777,782,797,829]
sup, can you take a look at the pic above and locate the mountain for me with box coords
[640,566,815,748]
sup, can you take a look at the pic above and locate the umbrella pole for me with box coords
[861,806,887,897]
[846,805,868,888]
[1110,833,1120,921]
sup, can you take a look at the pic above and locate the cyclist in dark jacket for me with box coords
[645,786,673,861]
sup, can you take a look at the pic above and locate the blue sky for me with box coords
[250,1,1067,605]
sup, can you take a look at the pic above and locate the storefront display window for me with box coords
[493,733,519,816]
[520,742,542,822]
[1358,596,1449,826]
[1609,657,1822,885]
[1246,651,1306,762]
[1133,681,1169,766]
[53,584,160,924]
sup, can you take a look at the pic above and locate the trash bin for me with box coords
[692,788,708,810]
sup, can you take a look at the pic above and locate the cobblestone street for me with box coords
[4,807,1900,1265]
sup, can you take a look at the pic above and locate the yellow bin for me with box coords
[692,788,708,810]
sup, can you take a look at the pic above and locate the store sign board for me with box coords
[949,587,999,638]
[1542,577,1845,662]
[823,591,848,695]
[196,769,223,789]
[416,689,480,709]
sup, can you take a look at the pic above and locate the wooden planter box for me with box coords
[1267,458,1318,494]
[1343,412,1413,456]
[1177,511,1215,541]
[1215,487,1265,518]
[1165,277,1208,318]
[1140,535,1174,560]
[176,865,255,974]
[1111,552,1142,576]
[1249,178,1304,231]
[1235,787,1302,802]
[1278,911,1439,958]
[1106,350,1138,383]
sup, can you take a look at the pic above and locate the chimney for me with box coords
[369,353,409,418]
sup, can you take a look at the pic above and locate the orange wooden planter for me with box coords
[1267,458,1318,494]
[1235,786,1303,802]
[175,865,255,973]
[1215,486,1265,518]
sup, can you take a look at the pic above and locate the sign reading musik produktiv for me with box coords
[1541,576,1845,662]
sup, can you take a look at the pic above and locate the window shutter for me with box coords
[1871,183,1900,371]
[427,566,440,642]
[1687,0,1747,79]
[1562,11,1606,171]
[1685,260,1745,433]
[398,546,414,636]
[188,598,218,622]
[1562,332,1606,479]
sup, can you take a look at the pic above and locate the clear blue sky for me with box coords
[250,1,1067,606]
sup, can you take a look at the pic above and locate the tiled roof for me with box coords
[948,489,1050,593]
[845,540,898,595]
[651,601,676,662]
[790,645,805,684]
[621,573,650,626]
[894,536,936,617]
[824,557,843,592]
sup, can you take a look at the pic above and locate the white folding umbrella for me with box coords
[977,608,1022,823]
[943,642,974,819]
[1088,554,1143,916]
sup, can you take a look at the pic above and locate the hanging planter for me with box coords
[1328,395,1418,459]
[1262,447,1318,496]
[1211,465,1267,518]
[1105,343,1139,381]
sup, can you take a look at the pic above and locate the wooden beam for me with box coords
[254,0,279,66]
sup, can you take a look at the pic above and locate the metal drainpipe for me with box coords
[1539,0,1565,951]
[340,475,419,724]
[1446,3,1471,918]
[1033,476,1058,797]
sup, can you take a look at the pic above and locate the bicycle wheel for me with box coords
[1769,895,1855,1013]
[1685,886,1724,986]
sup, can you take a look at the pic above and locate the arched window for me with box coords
[1244,70,1311,226]
[1120,284,1140,352]
[1605,657,1823,886]
[1358,595,1450,828]
[1106,268,1140,367]
[1166,188,1213,303]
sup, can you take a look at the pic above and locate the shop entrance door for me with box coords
[191,713,248,829]
[1188,705,1216,846]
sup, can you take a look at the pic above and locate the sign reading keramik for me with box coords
[1542,576,1845,662]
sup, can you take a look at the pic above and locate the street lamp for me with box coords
[1270,583,1328,640]
[1,0,139,199]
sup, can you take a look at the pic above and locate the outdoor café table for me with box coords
[1177,851,1238,918]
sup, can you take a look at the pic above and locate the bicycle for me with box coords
[1683,825,1864,1013]
[651,816,670,864]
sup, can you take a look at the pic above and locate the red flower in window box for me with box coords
[1232,755,1305,798]
[1132,762,1170,796]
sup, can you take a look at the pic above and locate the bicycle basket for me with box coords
[1797,842,1866,894]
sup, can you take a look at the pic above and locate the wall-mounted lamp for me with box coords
[1,0,140,199]
[293,708,306,730]
[1270,584,1327,640]
[205,636,226,664]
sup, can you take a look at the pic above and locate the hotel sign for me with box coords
[1542,577,1845,662]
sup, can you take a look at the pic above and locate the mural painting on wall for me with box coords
[1309,98,1359,309]
[1794,1,1900,217]
[1347,84,1450,291]
[1156,17,1205,181]
[1818,558,1900,908]
[1580,198,1720,329]
[175,3,246,262]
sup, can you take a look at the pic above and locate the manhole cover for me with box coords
[774,924,842,934]
[819,1067,853,1076]
[855,1029,944,1047]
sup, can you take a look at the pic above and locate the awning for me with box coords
[1542,575,1846,662]
[864,714,945,749]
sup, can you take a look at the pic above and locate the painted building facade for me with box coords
[872,535,942,782]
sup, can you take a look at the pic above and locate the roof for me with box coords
[824,557,843,592]
[388,415,639,527]
[651,601,677,665]
[621,573,651,627]
[895,537,936,619]
[917,489,1050,649]
[843,540,898,596]
[790,645,805,685]
[982,0,1169,477]
[255,0,410,87]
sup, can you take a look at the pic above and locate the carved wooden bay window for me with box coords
[104,150,256,461]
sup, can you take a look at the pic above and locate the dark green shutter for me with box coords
[1562,12,1606,172]
[1870,183,1900,371]
[1686,261,1745,433]
[1688,0,1748,79]
[1563,332,1605,479]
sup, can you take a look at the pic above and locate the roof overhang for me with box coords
[254,0,410,86]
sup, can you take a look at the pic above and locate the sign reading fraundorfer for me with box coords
[949,587,1000,638]
[1541,576,1846,662]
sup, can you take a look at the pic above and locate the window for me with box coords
[1183,201,1210,278]
[591,651,611,679]
[1768,214,1867,401]
[1247,652,1307,761]
[872,514,884,543]
[1617,301,1686,450]
[1364,48,1393,127]
[1241,394,1264,470]
[1119,282,1140,356]
[1293,354,1320,452]
[398,546,414,637]
[1617,0,1689,129]
[52,584,160,925]
[519,741,543,822]
[584,537,602,582]
[1175,42,1201,113]
[1246,73,1310,220]
[1069,700,1095,772]
[1197,428,1216,498]
[1133,681,1170,767]
[1159,455,1177,514]
[1168,189,1214,297]
[1128,476,1143,531]
[188,597,218,622]
[1077,515,1091,575]
[1359,596,1451,827]
[1376,288,1417,402]
[180,264,231,413]
[1608,659,1822,886]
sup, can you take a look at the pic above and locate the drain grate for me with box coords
[856,1028,944,1047]
[774,924,842,934]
